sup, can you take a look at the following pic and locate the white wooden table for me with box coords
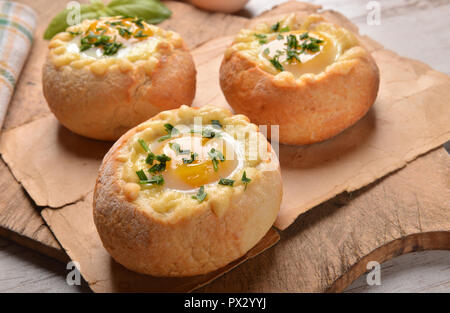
[0,0,449,293]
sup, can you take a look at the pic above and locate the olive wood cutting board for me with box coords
[0,0,449,292]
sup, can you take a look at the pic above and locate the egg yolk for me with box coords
[260,31,338,77]
[152,133,238,190]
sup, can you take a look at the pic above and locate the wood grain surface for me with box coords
[0,0,449,292]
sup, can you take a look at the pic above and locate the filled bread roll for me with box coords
[43,16,196,141]
[93,105,282,276]
[220,14,379,145]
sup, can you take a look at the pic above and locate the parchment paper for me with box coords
[0,2,449,292]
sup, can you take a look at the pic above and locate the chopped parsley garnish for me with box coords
[103,42,123,56]
[241,171,251,190]
[183,152,198,164]
[134,30,148,38]
[138,139,150,152]
[218,178,235,186]
[169,142,189,155]
[287,34,298,49]
[68,31,81,36]
[192,186,207,202]
[149,154,171,173]
[270,57,284,72]
[263,48,270,55]
[211,120,222,129]
[300,32,309,40]
[254,33,267,44]
[145,152,156,165]
[208,148,225,172]
[133,18,145,28]
[277,34,284,40]
[136,169,148,181]
[79,31,122,56]
[271,22,280,32]
[139,174,164,186]
[118,27,132,37]
[202,127,216,139]
[158,123,179,142]
[280,26,290,32]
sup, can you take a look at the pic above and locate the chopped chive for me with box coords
[145,152,156,165]
[208,148,225,172]
[149,154,171,173]
[218,178,235,186]
[202,127,216,139]
[271,21,280,32]
[211,120,222,129]
[270,58,284,72]
[169,142,190,155]
[280,26,290,32]
[263,48,270,55]
[277,34,284,40]
[134,30,148,38]
[241,171,251,190]
[138,139,150,152]
[139,175,164,186]
[158,123,179,142]
[300,32,309,40]
[254,33,267,44]
[136,169,148,181]
[183,152,198,164]
[192,186,207,202]
[118,27,132,37]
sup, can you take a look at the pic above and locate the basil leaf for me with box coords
[106,0,171,24]
[44,0,171,40]
[44,3,102,40]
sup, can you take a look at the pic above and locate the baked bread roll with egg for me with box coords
[43,17,196,141]
[93,105,282,277]
[220,14,379,145]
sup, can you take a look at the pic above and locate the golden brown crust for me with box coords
[43,48,196,141]
[219,15,380,145]
[93,106,282,277]
[43,18,196,141]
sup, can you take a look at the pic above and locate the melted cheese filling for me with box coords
[132,126,243,192]
[259,31,339,77]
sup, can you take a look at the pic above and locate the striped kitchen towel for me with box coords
[0,1,36,131]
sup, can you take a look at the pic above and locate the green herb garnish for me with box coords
[241,171,251,190]
[300,32,309,40]
[118,27,132,37]
[145,152,156,165]
[277,34,284,40]
[136,169,148,181]
[138,138,150,152]
[211,120,222,129]
[192,186,207,202]
[68,31,82,36]
[263,48,270,55]
[218,178,235,186]
[183,152,198,164]
[149,154,171,173]
[280,26,290,32]
[254,33,267,44]
[139,174,164,186]
[133,18,145,28]
[270,57,284,72]
[271,22,280,32]
[134,30,148,38]
[158,123,179,142]
[208,148,225,172]
[202,128,216,139]
[169,142,189,155]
